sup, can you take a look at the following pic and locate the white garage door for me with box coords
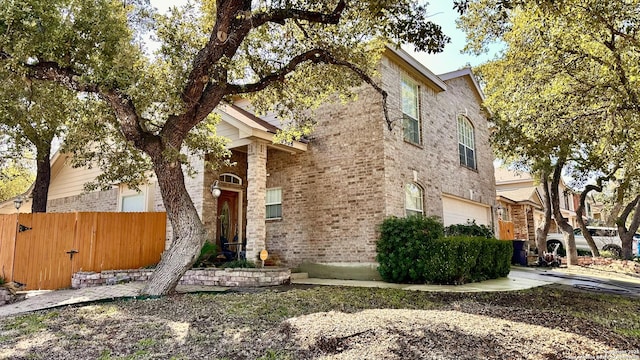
[442,196,491,226]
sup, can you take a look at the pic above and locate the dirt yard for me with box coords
[0,283,639,359]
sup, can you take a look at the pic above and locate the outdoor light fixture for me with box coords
[14,196,23,211]
[210,180,221,198]
[496,205,504,219]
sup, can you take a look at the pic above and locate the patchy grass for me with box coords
[0,285,638,359]
[2,311,59,336]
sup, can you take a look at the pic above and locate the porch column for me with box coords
[245,139,268,262]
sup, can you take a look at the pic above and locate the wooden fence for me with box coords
[498,219,515,240]
[0,212,166,290]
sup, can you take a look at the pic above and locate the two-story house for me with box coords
[1,47,497,277]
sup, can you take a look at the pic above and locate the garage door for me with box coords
[442,196,491,226]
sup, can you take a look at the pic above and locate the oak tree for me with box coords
[1,0,452,294]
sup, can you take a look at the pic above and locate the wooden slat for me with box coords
[498,220,515,240]
[6,212,166,290]
[89,212,166,272]
[14,213,75,290]
[0,214,18,281]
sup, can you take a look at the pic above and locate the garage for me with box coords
[442,195,491,226]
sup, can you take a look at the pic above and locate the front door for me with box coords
[217,190,239,250]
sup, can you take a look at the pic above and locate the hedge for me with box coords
[376,216,512,284]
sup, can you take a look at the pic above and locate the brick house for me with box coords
[1,47,497,271]
[495,167,579,250]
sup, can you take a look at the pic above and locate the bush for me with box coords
[376,216,444,283]
[221,259,256,269]
[377,216,512,284]
[193,241,219,268]
[445,220,494,238]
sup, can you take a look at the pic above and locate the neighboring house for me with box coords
[495,167,579,250]
[3,47,497,272]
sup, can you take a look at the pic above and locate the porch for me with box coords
[202,104,307,264]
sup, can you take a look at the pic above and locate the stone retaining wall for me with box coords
[72,267,291,289]
[0,288,12,306]
[569,257,640,275]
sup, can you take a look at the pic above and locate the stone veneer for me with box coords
[72,267,290,288]
[561,257,640,275]
[0,288,22,306]
[47,188,119,213]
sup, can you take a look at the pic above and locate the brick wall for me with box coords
[264,84,387,267]
[512,205,529,240]
[258,58,496,268]
[380,59,496,222]
[47,189,118,213]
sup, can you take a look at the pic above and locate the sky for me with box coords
[149,0,499,75]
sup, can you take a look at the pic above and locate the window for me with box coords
[121,192,145,212]
[402,76,420,144]
[405,183,424,217]
[457,115,476,169]
[220,173,242,185]
[265,188,282,219]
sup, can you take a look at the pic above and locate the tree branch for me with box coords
[224,48,392,130]
[16,58,155,151]
[251,1,346,28]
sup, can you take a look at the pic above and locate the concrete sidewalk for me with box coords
[1,266,638,318]
[0,283,229,318]
[291,267,553,292]
[292,267,640,297]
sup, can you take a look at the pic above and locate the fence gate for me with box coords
[13,213,76,290]
[2,212,166,290]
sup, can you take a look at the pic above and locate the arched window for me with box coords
[405,183,424,217]
[457,115,476,169]
[219,173,242,185]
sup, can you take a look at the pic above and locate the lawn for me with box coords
[0,284,638,359]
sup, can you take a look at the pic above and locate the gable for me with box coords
[438,68,485,103]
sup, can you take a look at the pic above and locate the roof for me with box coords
[384,46,448,92]
[497,187,543,209]
[438,68,485,101]
[497,187,539,203]
[224,103,280,133]
[494,167,534,183]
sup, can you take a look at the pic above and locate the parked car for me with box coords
[546,226,640,257]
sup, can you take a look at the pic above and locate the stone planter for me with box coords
[72,267,291,289]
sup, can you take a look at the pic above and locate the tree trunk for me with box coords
[31,144,51,213]
[576,185,600,257]
[616,195,640,260]
[141,154,206,296]
[549,159,578,265]
[535,170,552,258]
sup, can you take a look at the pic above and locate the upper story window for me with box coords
[402,76,421,145]
[457,115,476,170]
[405,183,424,217]
[265,188,282,220]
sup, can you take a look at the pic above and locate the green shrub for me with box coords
[577,249,592,257]
[221,259,256,269]
[193,241,219,268]
[445,220,494,238]
[376,216,443,283]
[377,216,512,284]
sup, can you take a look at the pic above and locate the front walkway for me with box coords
[0,283,229,317]
[1,267,638,318]
[292,267,640,297]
